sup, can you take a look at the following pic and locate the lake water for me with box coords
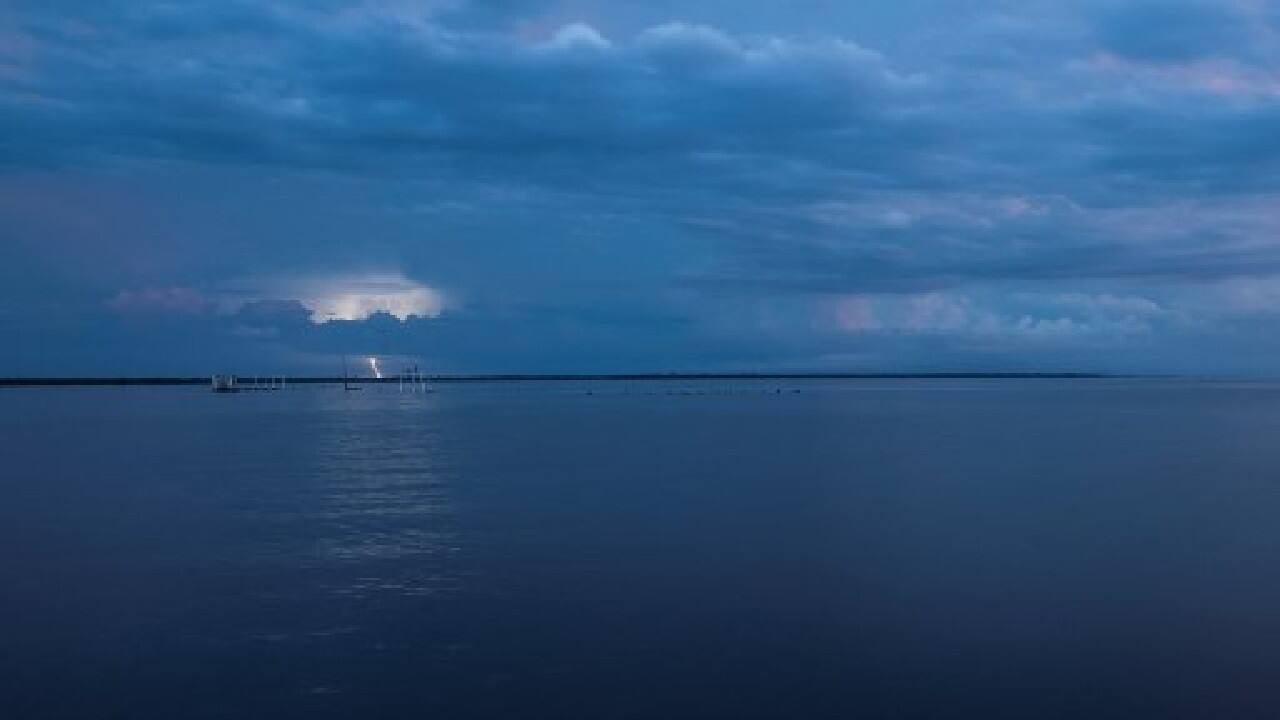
[5,379,1280,718]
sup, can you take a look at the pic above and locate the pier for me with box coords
[399,366,431,393]
[211,375,286,393]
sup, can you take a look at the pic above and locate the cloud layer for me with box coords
[5,0,1280,373]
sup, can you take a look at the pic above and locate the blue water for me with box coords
[5,380,1280,718]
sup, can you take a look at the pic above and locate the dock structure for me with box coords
[248,376,285,391]
[211,375,286,393]
[399,365,431,393]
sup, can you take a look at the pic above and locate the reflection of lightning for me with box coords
[368,357,382,379]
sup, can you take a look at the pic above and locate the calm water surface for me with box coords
[4,380,1280,718]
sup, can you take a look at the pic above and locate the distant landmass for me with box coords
[1,373,1111,387]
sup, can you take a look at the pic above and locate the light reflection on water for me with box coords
[303,391,463,598]
[12,380,1280,718]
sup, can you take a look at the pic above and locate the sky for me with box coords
[5,0,1280,375]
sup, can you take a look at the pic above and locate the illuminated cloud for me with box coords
[287,274,447,323]
[827,291,1163,341]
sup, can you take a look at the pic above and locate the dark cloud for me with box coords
[233,298,313,328]
[6,0,1280,373]
[1,8,916,176]
[1097,1,1251,62]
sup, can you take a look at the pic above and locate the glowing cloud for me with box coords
[289,273,447,323]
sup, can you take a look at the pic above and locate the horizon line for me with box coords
[1,372,1129,387]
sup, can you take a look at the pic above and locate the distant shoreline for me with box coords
[0,373,1113,387]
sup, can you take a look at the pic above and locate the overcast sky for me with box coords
[5,1,1280,375]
